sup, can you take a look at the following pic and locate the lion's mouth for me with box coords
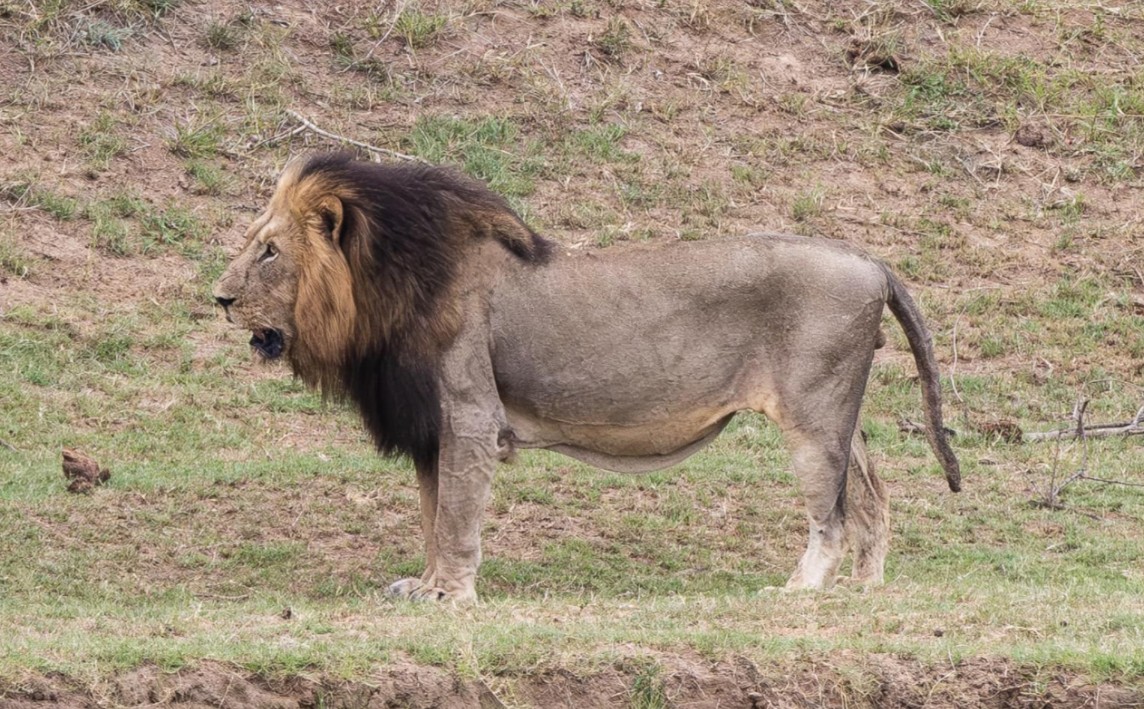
[250,328,285,359]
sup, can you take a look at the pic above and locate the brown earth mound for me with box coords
[2,655,1140,708]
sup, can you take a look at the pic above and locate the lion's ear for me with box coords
[316,195,345,244]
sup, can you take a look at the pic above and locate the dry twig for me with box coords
[1029,399,1143,515]
[1032,398,1089,512]
[1025,404,1144,441]
[285,110,426,163]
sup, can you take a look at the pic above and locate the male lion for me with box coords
[214,152,960,602]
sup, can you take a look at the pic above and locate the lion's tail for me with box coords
[882,264,962,493]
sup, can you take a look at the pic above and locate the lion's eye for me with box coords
[259,243,278,263]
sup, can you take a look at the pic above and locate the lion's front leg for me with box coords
[426,437,497,602]
[388,323,505,604]
[388,459,443,599]
[390,431,498,603]
[388,440,497,603]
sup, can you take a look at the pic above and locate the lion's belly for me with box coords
[492,313,765,459]
[505,404,733,454]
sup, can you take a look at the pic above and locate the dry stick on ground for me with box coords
[1035,398,1089,512]
[0,438,18,452]
[1025,404,1144,441]
[285,110,426,163]
[1030,399,1143,518]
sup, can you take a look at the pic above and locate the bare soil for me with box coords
[2,654,1141,709]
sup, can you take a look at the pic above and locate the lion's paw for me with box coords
[387,577,430,599]
[835,574,884,588]
[388,577,476,603]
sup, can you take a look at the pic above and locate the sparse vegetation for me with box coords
[1,181,79,220]
[78,19,131,51]
[168,115,224,159]
[591,16,631,61]
[0,230,31,277]
[394,8,448,49]
[203,18,242,51]
[78,111,128,170]
[185,160,229,196]
[2,0,1144,704]
[791,185,825,222]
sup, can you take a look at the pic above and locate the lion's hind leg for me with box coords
[842,429,889,586]
[782,433,849,590]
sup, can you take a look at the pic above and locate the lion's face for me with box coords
[212,160,356,370]
[212,206,302,360]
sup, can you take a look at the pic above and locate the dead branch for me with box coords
[0,437,18,452]
[1077,475,1144,488]
[285,110,427,164]
[1025,404,1144,441]
[1032,398,1088,511]
[1029,399,1143,514]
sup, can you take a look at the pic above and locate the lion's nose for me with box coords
[215,296,236,309]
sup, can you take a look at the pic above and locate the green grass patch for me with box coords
[168,116,224,159]
[405,115,545,206]
[1,181,79,220]
[78,111,129,170]
[394,9,448,49]
[0,229,32,278]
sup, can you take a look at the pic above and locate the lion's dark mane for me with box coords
[295,152,553,468]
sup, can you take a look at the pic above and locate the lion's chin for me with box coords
[250,328,285,360]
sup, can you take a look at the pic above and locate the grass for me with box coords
[168,115,224,159]
[0,227,31,278]
[2,0,1144,701]
[405,115,546,210]
[591,16,631,61]
[2,281,1143,685]
[393,9,448,49]
[1,181,79,221]
[2,179,210,257]
[78,111,128,170]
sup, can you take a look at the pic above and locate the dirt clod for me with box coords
[62,449,110,494]
[846,39,901,72]
[977,420,1024,443]
[1015,124,1048,148]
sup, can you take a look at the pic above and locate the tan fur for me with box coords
[216,155,959,604]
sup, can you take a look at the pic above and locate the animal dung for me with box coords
[62,448,110,494]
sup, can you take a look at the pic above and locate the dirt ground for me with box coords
[2,654,1141,709]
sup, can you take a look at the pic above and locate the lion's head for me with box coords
[213,152,551,463]
[212,156,358,383]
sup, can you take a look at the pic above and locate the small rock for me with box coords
[933,628,945,637]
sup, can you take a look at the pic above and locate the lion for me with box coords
[214,152,960,602]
